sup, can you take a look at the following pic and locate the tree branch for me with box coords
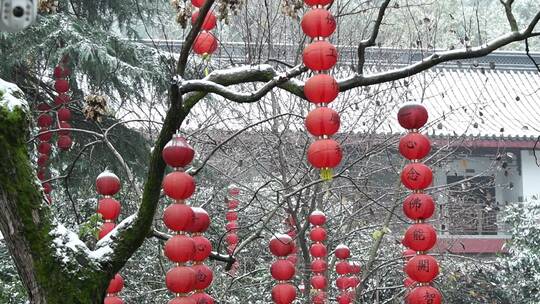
[357,0,392,73]
[500,0,519,31]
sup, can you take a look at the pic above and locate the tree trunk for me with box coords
[0,106,110,303]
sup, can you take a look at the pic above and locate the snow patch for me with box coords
[0,78,28,111]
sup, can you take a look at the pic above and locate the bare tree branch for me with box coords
[357,0,392,73]
[500,0,519,31]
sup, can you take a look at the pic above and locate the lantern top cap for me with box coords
[97,170,120,180]
[310,210,325,216]
[336,244,349,250]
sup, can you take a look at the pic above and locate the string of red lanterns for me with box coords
[95,171,125,304]
[225,185,240,274]
[36,100,53,204]
[335,245,352,304]
[191,0,219,58]
[269,234,296,304]
[308,211,327,303]
[397,104,442,304]
[162,134,214,304]
[301,0,342,180]
[284,215,298,267]
[53,59,73,151]
[348,261,361,298]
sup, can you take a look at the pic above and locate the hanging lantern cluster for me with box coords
[397,104,442,304]
[53,60,73,151]
[162,134,214,303]
[301,0,342,180]
[308,211,327,303]
[191,0,218,58]
[335,245,353,304]
[269,234,297,304]
[36,100,53,204]
[348,261,361,297]
[225,185,241,274]
[95,171,125,304]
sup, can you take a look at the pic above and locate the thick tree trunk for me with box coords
[0,106,110,304]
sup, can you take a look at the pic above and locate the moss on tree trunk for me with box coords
[0,106,111,304]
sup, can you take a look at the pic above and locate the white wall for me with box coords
[521,150,540,200]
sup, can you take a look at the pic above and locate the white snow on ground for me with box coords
[0,78,28,111]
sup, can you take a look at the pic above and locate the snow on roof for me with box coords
[0,78,27,111]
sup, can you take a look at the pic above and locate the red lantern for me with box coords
[225,211,238,221]
[312,291,326,304]
[97,198,121,220]
[336,276,350,290]
[96,171,121,196]
[54,79,69,93]
[187,207,211,233]
[162,135,195,168]
[191,0,205,7]
[37,154,49,167]
[226,233,239,245]
[37,169,47,181]
[58,108,72,122]
[104,297,124,304]
[98,222,116,240]
[311,259,327,273]
[107,274,124,293]
[271,259,296,281]
[337,293,352,304]
[404,277,416,288]
[301,8,336,38]
[400,163,432,190]
[304,0,333,6]
[192,236,212,262]
[309,211,326,225]
[169,297,196,304]
[407,286,442,304]
[310,243,327,257]
[166,266,197,293]
[58,121,71,135]
[349,276,360,288]
[228,199,239,209]
[303,40,338,71]
[163,203,195,231]
[57,135,72,151]
[349,262,361,274]
[191,11,217,31]
[304,74,339,104]
[307,139,342,169]
[190,293,214,304]
[54,94,70,105]
[311,275,327,289]
[192,264,214,290]
[193,32,218,55]
[305,107,340,136]
[38,142,52,155]
[53,65,70,78]
[42,182,52,194]
[37,102,51,111]
[38,129,53,142]
[269,234,294,257]
[271,283,296,304]
[398,104,428,130]
[405,255,439,283]
[335,244,350,259]
[165,235,195,262]
[225,221,239,232]
[163,172,196,200]
[310,227,327,242]
[403,249,416,261]
[287,254,298,265]
[228,187,240,196]
[404,224,437,252]
[37,113,53,128]
[403,193,435,220]
[399,133,431,160]
[336,261,350,275]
